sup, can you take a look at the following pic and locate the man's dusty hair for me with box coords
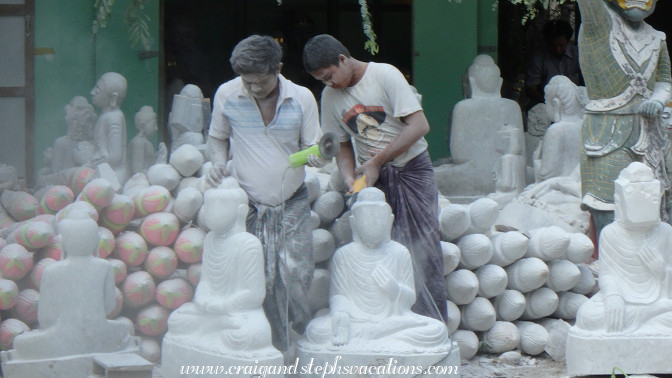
[230,35,282,75]
[303,34,350,73]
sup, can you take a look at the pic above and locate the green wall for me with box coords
[413,0,497,160]
[34,0,160,175]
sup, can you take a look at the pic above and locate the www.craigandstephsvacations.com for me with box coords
[179,356,459,377]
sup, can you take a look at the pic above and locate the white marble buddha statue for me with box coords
[300,187,450,353]
[129,106,167,175]
[89,72,129,183]
[437,54,525,197]
[51,96,97,174]
[533,75,586,182]
[163,177,278,357]
[11,209,135,359]
[573,162,672,335]
[488,123,526,208]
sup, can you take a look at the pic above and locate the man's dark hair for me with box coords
[230,35,282,75]
[543,19,574,42]
[303,34,351,73]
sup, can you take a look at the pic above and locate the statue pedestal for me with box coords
[0,341,141,378]
[566,332,672,376]
[160,336,284,378]
[296,342,460,378]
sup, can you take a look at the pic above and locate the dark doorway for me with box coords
[162,0,413,127]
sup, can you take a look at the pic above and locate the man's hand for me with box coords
[206,163,229,187]
[306,153,330,168]
[355,159,382,188]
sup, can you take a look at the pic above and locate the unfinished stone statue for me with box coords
[496,166,590,234]
[168,84,206,153]
[577,0,671,236]
[533,75,586,182]
[525,102,552,172]
[52,96,97,173]
[436,54,525,198]
[161,178,281,378]
[6,209,135,360]
[567,162,672,375]
[129,106,167,175]
[89,72,129,183]
[297,187,458,376]
[488,123,526,208]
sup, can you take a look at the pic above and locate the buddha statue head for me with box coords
[135,106,158,138]
[58,209,100,257]
[544,75,585,123]
[349,187,394,248]
[661,101,672,132]
[468,55,502,98]
[202,177,248,234]
[614,162,661,229]
[91,72,127,109]
[64,96,96,141]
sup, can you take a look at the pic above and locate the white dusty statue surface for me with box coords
[6,209,136,360]
[161,178,282,378]
[89,72,129,184]
[37,96,97,187]
[129,106,168,175]
[533,75,586,183]
[168,84,207,153]
[51,96,97,174]
[495,76,590,233]
[496,166,589,234]
[297,187,458,377]
[524,102,551,172]
[436,54,525,198]
[487,123,526,208]
[567,162,672,375]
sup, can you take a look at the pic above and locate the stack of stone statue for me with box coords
[437,196,596,361]
[0,126,598,373]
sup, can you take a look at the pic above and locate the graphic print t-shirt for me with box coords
[320,62,428,167]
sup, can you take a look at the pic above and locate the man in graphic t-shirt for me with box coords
[303,34,447,322]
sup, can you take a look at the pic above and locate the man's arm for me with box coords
[205,136,230,186]
[356,110,429,187]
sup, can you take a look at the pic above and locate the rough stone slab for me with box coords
[296,341,460,378]
[566,332,672,376]
[160,337,284,378]
[92,353,153,378]
[0,348,141,378]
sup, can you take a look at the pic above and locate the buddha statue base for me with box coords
[0,338,141,378]
[566,332,672,376]
[296,341,460,378]
[161,335,284,378]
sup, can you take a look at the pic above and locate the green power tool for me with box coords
[288,132,340,168]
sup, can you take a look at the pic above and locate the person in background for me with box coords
[526,19,583,107]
